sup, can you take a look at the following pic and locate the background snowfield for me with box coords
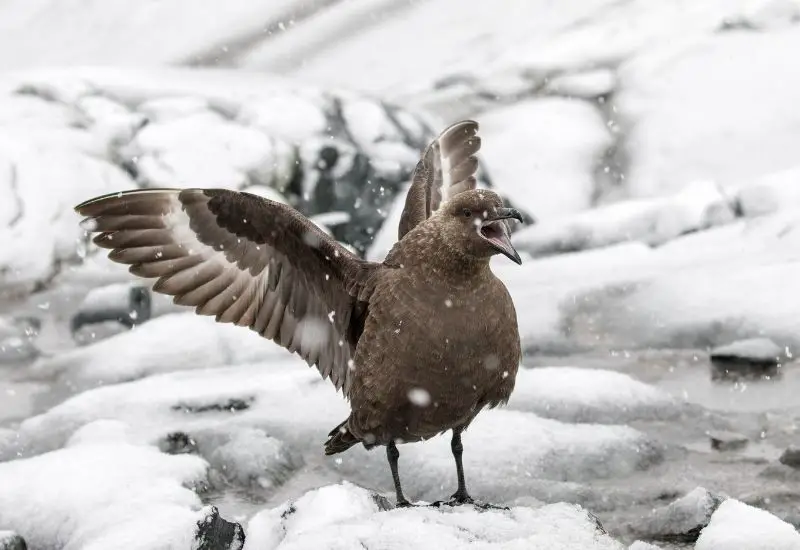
[2,0,800,548]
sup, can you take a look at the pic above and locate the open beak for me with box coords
[480,207,524,265]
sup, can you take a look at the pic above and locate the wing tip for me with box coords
[74,188,185,215]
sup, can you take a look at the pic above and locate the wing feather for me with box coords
[398,120,481,239]
[75,188,379,396]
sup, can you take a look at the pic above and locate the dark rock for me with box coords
[758,463,800,482]
[195,506,245,550]
[708,430,749,452]
[71,283,152,338]
[158,431,198,455]
[171,397,253,414]
[779,446,800,469]
[0,532,27,550]
[631,487,726,543]
[710,338,785,381]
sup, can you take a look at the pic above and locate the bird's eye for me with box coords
[462,208,472,218]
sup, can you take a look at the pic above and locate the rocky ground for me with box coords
[2,0,800,548]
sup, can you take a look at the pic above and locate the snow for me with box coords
[544,70,617,99]
[0,423,210,550]
[508,367,678,424]
[634,487,724,541]
[480,98,612,220]
[511,180,736,258]
[710,338,785,364]
[695,499,800,550]
[628,543,661,550]
[736,165,800,217]
[618,26,800,198]
[13,355,661,502]
[243,0,760,96]
[244,482,624,550]
[29,313,281,389]
[0,0,311,71]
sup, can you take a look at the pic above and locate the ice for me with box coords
[480,98,612,220]
[30,313,283,390]
[511,180,736,258]
[508,367,679,424]
[618,26,800,198]
[244,482,623,550]
[695,499,800,550]
[0,422,213,550]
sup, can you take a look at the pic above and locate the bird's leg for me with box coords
[442,429,509,511]
[449,428,473,504]
[387,440,412,507]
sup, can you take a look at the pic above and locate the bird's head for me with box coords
[437,189,524,265]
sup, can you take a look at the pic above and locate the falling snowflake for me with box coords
[407,388,431,407]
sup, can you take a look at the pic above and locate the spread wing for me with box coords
[75,188,379,395]
[398,120,481,239]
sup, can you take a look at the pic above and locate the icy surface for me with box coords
[244,482,623,550]
[508,367,678,424]
[695,499,800,550]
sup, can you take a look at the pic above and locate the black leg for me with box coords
[387,440,411,507]
[450,428,473,503]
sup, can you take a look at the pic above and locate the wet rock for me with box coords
[710,338,785,380]
[171,397,253,414]
[195,506,245,550]
[158,431,198,455]
[631,487,726,543]
[708,430,749,452]
[70,282,152,342]
[0,532,26,550]
[200,427,302,491]
[778,446,800,469]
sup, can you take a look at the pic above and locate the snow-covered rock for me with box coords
[628,542,661,550]
[480,98,612,221]
[511,180,736,258]
[70,282,152,340]
[14,356,662,502]
[244,482,623,550]
[695,499,800,550]
[0,423,244,550]
[618,26,800,198]
[30,313,281,389]
[508,367,679,423]
[631,487,725,543]
[736,166,800,217]
[544,69,617,99]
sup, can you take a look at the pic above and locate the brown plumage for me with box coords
[74,119,523,507]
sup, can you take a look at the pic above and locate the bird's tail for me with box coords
[325,419,359,455]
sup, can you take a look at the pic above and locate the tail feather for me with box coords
[324,420,359,455]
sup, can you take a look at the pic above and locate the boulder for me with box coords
[630,487,725,543]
